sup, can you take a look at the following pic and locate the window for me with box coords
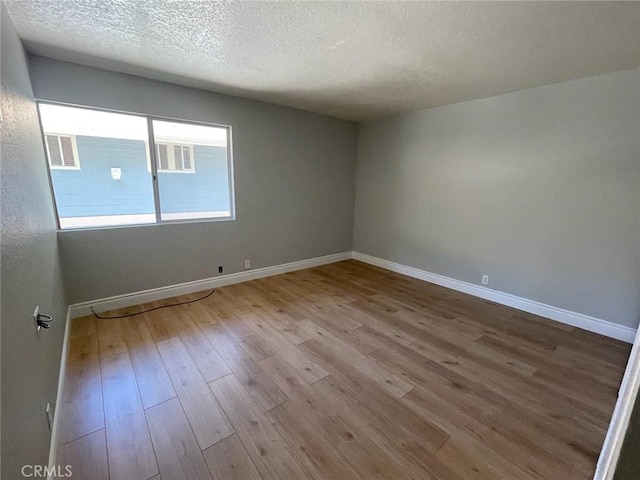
[38,103,234,229]
[155,143,194,172]
[175,144,192,171]
[157,143,169,170]
[45,134,79,169]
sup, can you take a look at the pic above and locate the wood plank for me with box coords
[97,318,128,359]
[144,304,177,343]
[402,387,538,480]
[369,344,506,419]
[234,282,314,345]
[200,322,288,411]
[531,365,619,407]
[59,429,109,480]
[299,321,414,398]
[156,337,233,449]
[101,352,158,480]
[336,300,418,346]
[277,346,329,384]
[174,305,232,382]
[202,434,263,480]
[311,376,452,480]
[258,351,423,480]
[489,407,600,473]
[209,287,269,342]
[478,334,624,388]
[70,315,97,338]
[146,398,212,480]
[552,344,626,384]
[266,401,362,480]
[122,316,176,409]
[403,385,573,480]
[62,333,104,443]
[434,439,510,480]
[314,372,449,455]
[405,338,613,430]
[209,374,311,480]
[185,299,270,361]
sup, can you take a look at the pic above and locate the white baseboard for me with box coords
[47,308,72,480]
[352,251,637,343]
[69,252,352,319]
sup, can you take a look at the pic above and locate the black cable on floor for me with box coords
[90,289,215,319]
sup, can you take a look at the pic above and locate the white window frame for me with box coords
[45,134,80,170]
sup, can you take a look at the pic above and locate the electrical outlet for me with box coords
[244,259,251,269]
[45,402,53,431]
[481,275,489,285]
[218,266,223,274]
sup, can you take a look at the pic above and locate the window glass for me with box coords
[60,136,75,166]
[39,104,154,229]
[182,146,191,170]
[46,135,63,166]
[157,144,169,170]
[153,119,231,222]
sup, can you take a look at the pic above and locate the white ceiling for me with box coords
[6,1,640,121]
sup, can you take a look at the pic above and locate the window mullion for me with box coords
[57,136,64,165]
[147,118,162,223]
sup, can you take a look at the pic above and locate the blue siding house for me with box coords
[50,135,230,219]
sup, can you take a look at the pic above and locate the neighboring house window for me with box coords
[157,143,169,170]
[38,102,234,230]
[45,134,79,169]
[155,143,195,172]
[174,144,192,171]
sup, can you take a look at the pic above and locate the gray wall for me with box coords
[354,69,640,329]
[28,56,358,304]
[1,6,68,478]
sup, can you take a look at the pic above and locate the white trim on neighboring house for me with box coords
[154,136,226,148]
[68,252,352,319]
[594,326,640,479]
[352,251,637,343]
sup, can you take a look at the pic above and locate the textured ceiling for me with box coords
[6,1,640,121]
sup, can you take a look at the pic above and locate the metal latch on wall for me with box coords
[33,306,53,331]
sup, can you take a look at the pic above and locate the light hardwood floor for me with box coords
[58,260,631,480]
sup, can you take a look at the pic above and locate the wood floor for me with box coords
[58,260,631,480]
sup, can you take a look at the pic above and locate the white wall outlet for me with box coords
[45,402,53,431]
[481,275,489,285]
[244,259,251,269]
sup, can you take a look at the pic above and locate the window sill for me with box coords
[57,213,235,232]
